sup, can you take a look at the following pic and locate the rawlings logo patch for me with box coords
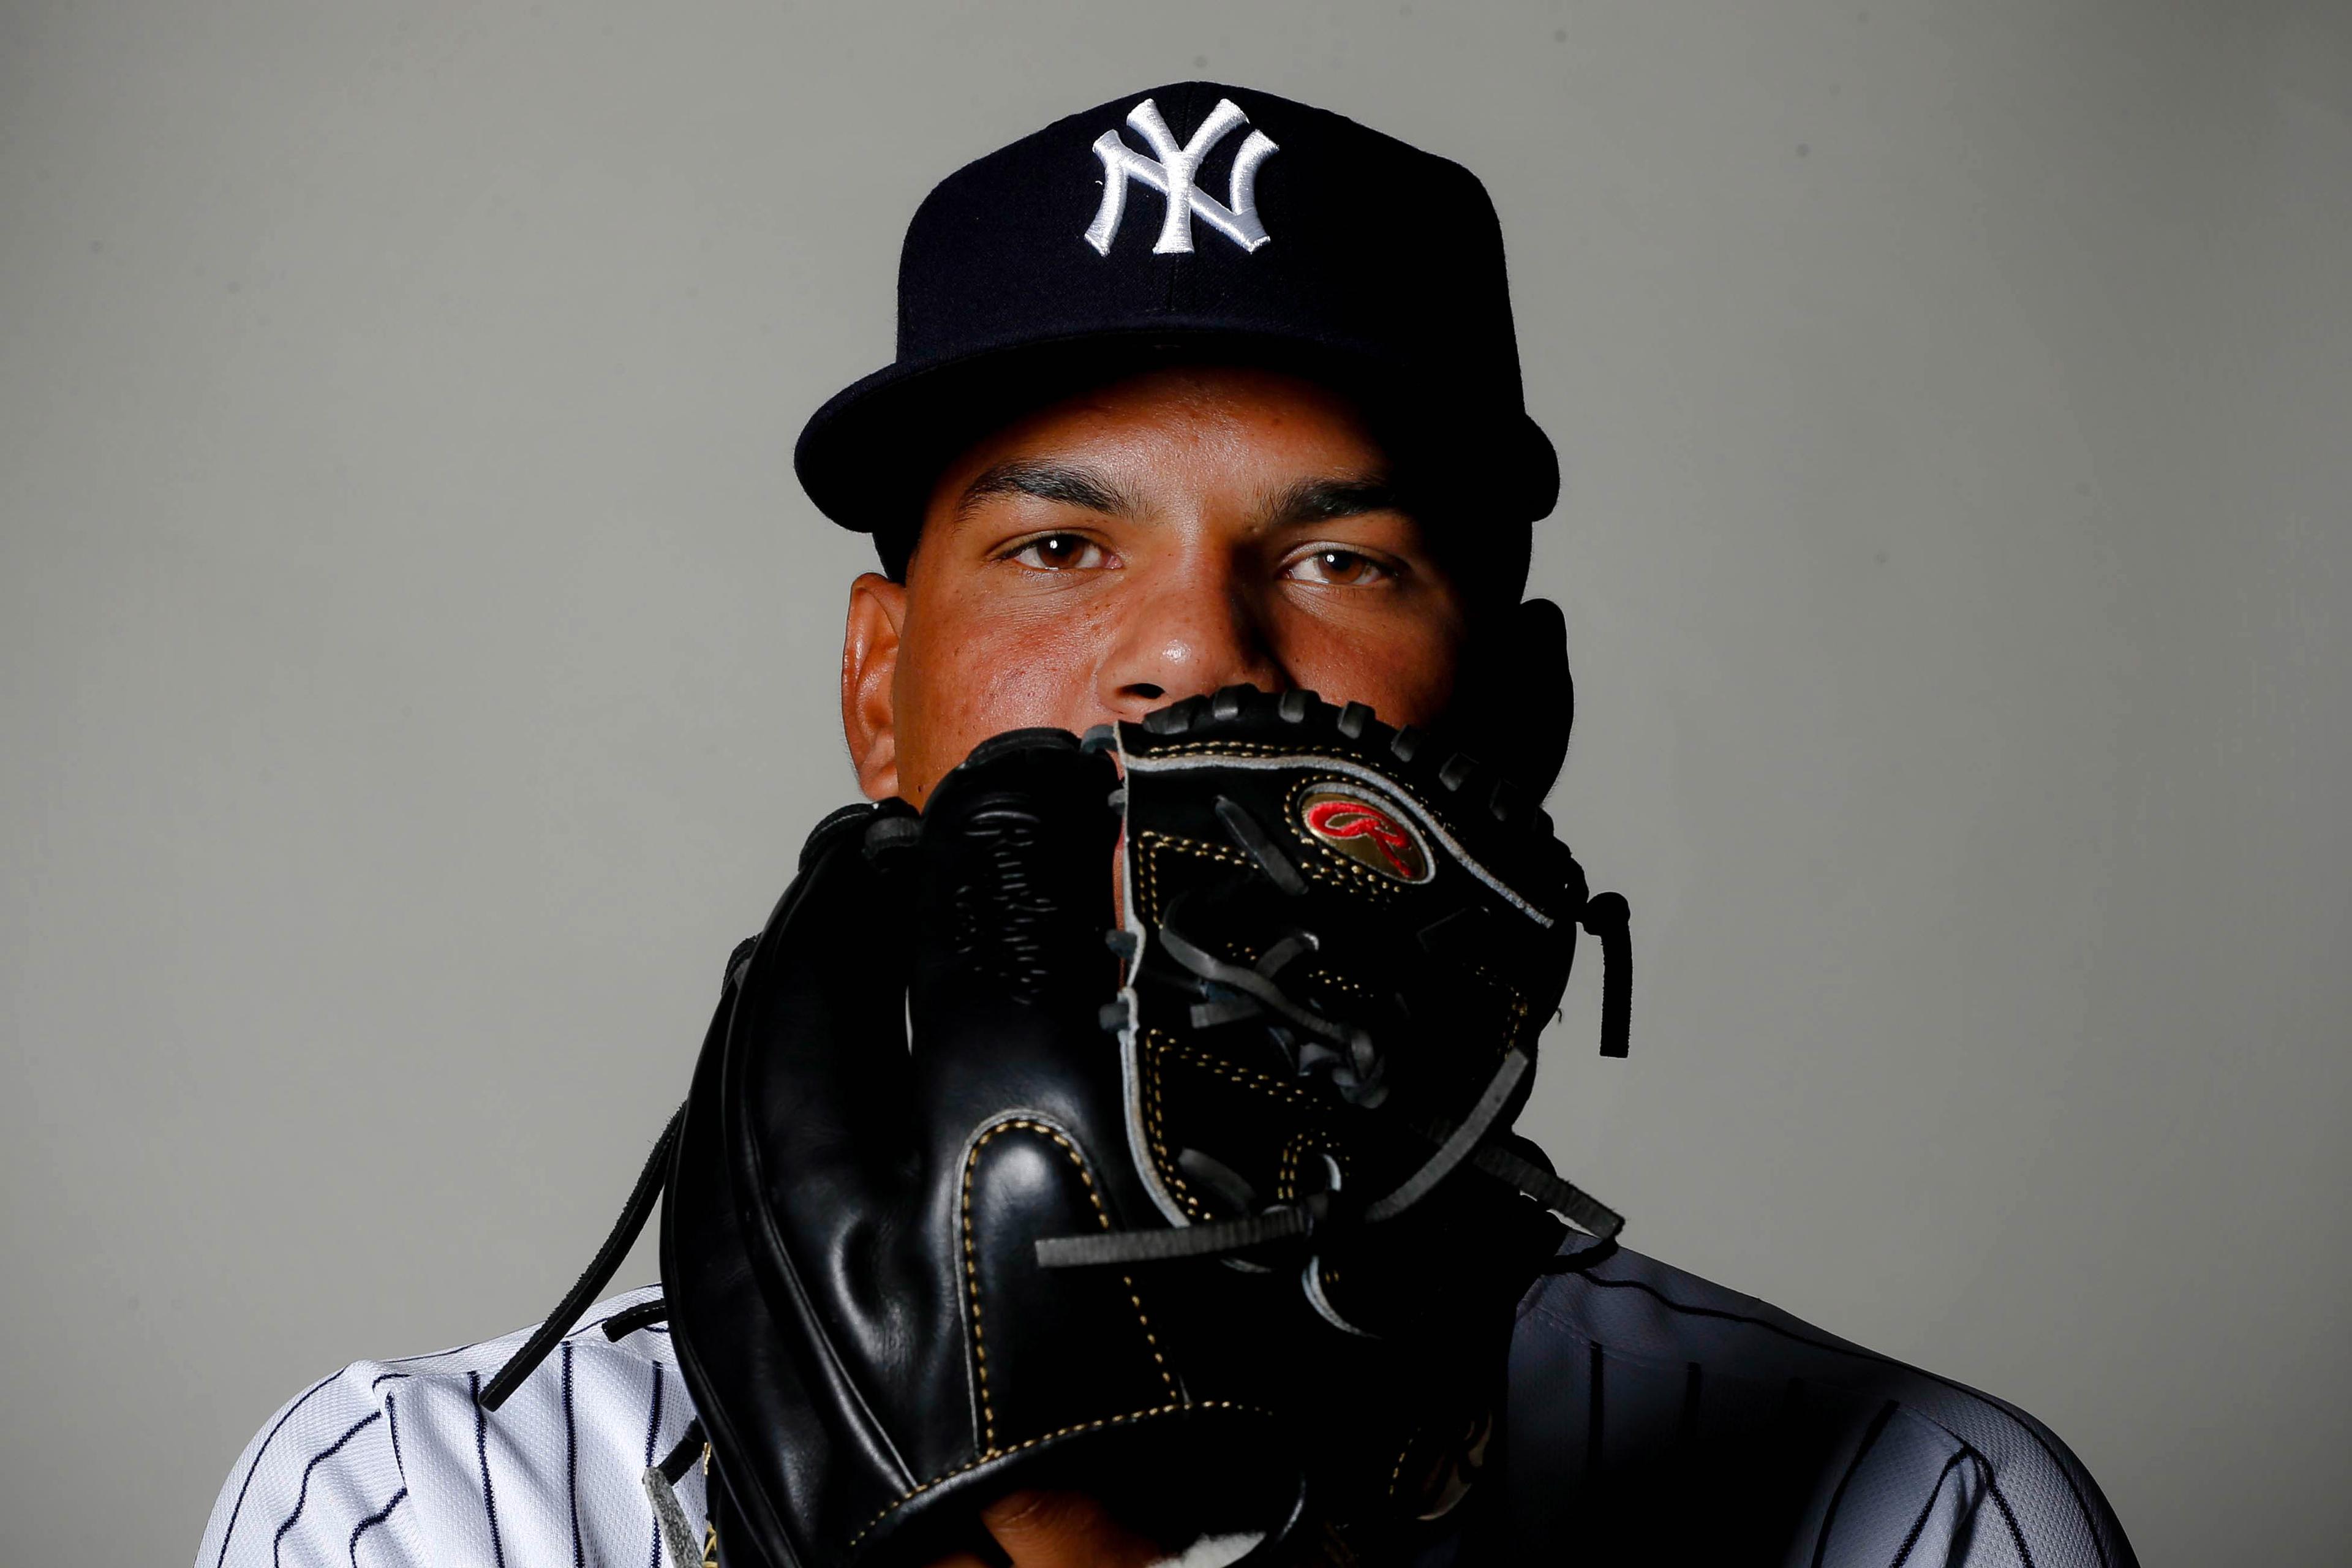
[1299,786,1431,883]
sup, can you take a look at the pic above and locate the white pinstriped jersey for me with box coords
[195,1285,704,1568]
[197,1247,2136,1567]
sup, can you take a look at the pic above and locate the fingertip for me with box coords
[978,1489,1167,1568]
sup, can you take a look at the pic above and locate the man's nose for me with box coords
[1097,556,1287,716]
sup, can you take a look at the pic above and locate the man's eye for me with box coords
[1286,548,1392,586]
[1008,534,1110,571]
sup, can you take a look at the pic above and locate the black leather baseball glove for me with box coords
[484,686,1630,1568]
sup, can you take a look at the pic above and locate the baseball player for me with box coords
[196,83,2138,1568]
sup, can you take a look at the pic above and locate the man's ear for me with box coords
[1507,597,1574,799]
[842,572,908,802]
[1447,597,1574,802]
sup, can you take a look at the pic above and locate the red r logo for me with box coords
[1300,789,1431,882]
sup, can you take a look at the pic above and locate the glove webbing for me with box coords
[1207,786,1634,1061]
[1034,1048,1537,1270]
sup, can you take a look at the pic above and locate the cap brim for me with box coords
[793,325,1559,557]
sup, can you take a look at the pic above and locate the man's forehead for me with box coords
[927,363,1391,507]
[946,457,1406,533]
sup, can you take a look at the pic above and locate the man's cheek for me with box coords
[981,608,1118,720]
[967,655,1092,735]
[1291,645,1452,731]
[910,639,1101,786]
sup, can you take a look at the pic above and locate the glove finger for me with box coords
[725,799,927,1332]
[663,801,932,1564]
[666,947,873,1559]
[910,728,1123,1106]
[905,732,1188,1463]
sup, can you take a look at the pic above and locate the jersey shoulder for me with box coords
[195,1286,703,1568]
[1485,1242,2139,1568]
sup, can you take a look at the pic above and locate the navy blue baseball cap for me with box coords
[793,81,1559,573]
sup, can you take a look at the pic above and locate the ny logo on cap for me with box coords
[1083,97,1279,257]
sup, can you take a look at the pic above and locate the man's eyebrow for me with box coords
[1259,475,1409,529]
[955,459,1136,521]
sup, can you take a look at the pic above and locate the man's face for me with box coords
[840,365,1474,805]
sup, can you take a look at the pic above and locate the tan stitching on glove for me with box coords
[1274,1132,1346,1203]
[960,1118,1178,1453]
[1164,1038,1319,1109]
[846,1400,1280,1548]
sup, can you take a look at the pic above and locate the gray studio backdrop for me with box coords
[3,2,2346,1564]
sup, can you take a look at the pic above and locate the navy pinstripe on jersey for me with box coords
[196,1286,703,1568]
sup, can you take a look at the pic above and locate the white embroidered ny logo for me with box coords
[1082,97,1279,257]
